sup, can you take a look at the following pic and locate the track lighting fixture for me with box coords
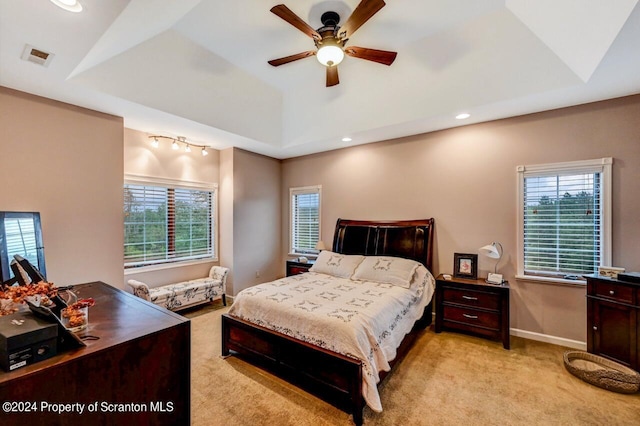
[148,135,211,157]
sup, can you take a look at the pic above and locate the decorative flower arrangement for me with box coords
[0,281,59,316]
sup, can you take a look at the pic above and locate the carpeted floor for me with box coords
[184,304,639,425]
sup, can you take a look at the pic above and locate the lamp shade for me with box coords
[315,240,326,251]
[479,243,501,259]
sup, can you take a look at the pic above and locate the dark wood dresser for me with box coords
[435,274,510,349]
[586,274,639,371]
[0,281,190,425]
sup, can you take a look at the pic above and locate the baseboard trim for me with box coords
[510,328,586,350]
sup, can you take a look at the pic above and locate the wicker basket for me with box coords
[563,351,640,394]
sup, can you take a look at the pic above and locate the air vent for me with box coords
[21,44,55,67]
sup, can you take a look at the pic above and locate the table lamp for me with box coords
[479,242,504,284]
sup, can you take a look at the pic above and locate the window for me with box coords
[290,186,321,255]
[516,158,612,283]
[124,176,217,269]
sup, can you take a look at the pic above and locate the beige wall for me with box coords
[220,148,282,295]
[123,128,221,287]
[232,149,282,293]
[281,94,640,345]
[0,87,124,288]
[219,148,234,294]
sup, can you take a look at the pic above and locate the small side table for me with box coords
[286,260,315,276]
[435,274,510,349]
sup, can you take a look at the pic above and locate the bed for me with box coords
[221,218,435,425]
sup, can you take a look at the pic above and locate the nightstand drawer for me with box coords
[286,260,315,277]
[442,287,500,310]
[442,305,500,330]
[289,266,310,276]
[592,281,634,304]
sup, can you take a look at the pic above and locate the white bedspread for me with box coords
[228,268,435,412]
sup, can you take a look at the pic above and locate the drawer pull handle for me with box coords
[462,295,478,301]
[593,326,598,331]
[609,290,615,295]
[463,314,478,320]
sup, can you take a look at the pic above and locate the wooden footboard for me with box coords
[222,313,365,423]
[222,301,432,425]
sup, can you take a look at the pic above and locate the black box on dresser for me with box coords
[618,272,640,284]
[0,310,57,372]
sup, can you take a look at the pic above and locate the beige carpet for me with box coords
[185,304,639,425]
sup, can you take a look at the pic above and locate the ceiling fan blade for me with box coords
[268,51,316,67]
[271,5,321,41]
[344,46,397,65]
[337,0,386,41]
[326,66,339,87]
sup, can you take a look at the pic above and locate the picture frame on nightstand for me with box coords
[453,253,478,280]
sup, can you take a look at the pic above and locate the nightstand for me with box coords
[435,274,510,349]
[286,260,315,276]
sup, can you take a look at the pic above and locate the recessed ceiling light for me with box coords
[456,113,470,120]
[341,137,352,142]
[50,0,83,13]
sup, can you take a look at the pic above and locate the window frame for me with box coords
[124,174,218,273]
[516,157,612,285]
[289,185,322,256]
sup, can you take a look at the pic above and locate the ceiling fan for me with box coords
[268,0,397,87]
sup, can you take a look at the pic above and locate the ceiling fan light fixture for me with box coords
[317,45,344,67]
[268,2,396,86]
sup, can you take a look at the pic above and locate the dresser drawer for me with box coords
[592,281,634,304]
[442,305,500,330]
[442,287,500,310]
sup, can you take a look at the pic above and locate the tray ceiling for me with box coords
[1,0,639,158]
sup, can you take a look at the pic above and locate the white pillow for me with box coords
[410,264,433,290]
[309,251,364,278]
[352,256,421,288]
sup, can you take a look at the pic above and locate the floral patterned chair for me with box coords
[127,266,229,311]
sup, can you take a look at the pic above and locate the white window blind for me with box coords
[0,212,45,281]
[4,217,38,267]
[124,179,215,269]
[290,186,321,255]
[517,158,612,282]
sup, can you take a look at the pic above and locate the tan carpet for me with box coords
[185,304,639,425]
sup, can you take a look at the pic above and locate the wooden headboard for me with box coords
[332,218,435,271]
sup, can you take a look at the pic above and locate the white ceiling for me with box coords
[1,0,639,159]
